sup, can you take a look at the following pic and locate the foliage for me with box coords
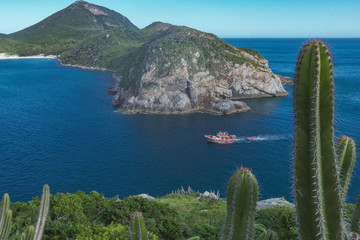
[255,206,296,240]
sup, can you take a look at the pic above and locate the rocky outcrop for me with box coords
[110,26,288,115]
[257,197,294,209]
[278,75,293,84]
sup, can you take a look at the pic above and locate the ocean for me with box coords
[1,38,359,203]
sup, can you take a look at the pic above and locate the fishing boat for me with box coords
[246,137,256,140]
[204,131,237,144]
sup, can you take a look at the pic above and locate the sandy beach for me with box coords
[0,53,57,60]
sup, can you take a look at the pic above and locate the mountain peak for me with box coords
[10,1,139,46]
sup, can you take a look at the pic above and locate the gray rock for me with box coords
[136,194,155,200]
[196,191,221,200]
[257,197,294,209]
[211,100,250,114]
[278,75,293,84]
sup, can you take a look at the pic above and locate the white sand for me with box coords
[0,53,57,60]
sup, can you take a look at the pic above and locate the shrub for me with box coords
[255,206,297,240]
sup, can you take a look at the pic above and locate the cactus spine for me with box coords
[130,212,149,240]
[336,136,356,200]
[0,194,12,240]
[293,39,349,240]
[351,195,360,233]
[222,168,258,240]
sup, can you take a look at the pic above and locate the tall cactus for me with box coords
[130,211,149,240]
[33,184,50,240]
[336,136,356,200]
[19,184,50,240]
[0,194,12,240]
[221,167,258,240]
[293,39,350,240]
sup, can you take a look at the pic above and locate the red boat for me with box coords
[204,131,237,144]
[246,137,256,140]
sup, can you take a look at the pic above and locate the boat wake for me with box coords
[235,134,292,142]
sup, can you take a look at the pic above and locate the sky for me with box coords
[0,0,359,38]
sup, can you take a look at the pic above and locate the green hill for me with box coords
[8,1,138,55]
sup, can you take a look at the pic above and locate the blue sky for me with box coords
[1,0,359,38]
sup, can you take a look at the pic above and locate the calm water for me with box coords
[1,38,360,203]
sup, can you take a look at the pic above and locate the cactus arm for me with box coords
[336,136,356,200]
[33,184,50,240]
[0,193,12,240]
[351,196,360,233]
[0,194,10,233]
[21,225,35,240]
[0,210,12,240]
[222,168,258,240]
[130,212,149,240]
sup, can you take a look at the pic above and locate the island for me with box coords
[0,1,288,114]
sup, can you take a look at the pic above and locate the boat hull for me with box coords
[204,135,236,144]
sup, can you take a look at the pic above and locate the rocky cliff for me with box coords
[108,26,287,114]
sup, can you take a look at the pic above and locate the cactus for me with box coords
[336,136,356,200]
[351,195,360,233]
[19,184,50,240]
[130,211,149,240]
[265,230,279,240]
[20,225,35,240]
[0,193,12,240]
[221,167,258,240]
[293,39,351,240]
[33,184,50,240]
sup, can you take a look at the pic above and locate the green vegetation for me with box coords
[7,1,138,56]
[5,191,297,240]
[2,185,50,240]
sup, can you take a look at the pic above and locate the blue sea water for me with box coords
[1,38,360,203]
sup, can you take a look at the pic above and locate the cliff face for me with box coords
[109,26,287,114]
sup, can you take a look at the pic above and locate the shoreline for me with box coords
[0,53,57,60]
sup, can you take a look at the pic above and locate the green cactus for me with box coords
[265,230,279,240]
[19,184,50,240]
[20,225,35,240]
[33,184,50,240]
[336,136,356,200]
[221,167,258,240]
[351,195,360,233]
[293,39,350,240]
[0,193,12,240]
[130,211,149,240]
